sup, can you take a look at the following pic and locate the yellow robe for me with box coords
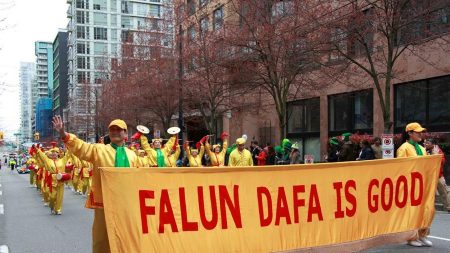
[228,148,254,166]
[35,149,70,213]
[396,142,427,158]
[185,144,205,167]
[140,135,176,167]
[167,144,181,167]
[64,133,141,253]
[205,140,228,167]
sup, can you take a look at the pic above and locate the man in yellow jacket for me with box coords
[229,137,253,166]
[396,122,432,248]
[52,115,141,253]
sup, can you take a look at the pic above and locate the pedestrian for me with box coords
[228,137,253,166]
[371,137,382,159]
[53,115,141,253]
[289,143,302,164]
[265,146,276,165]
[326,137,340,162]
[424,139,450,213]
[356,140,375,160]
[255,147,267,166]
[10,159,16,171]
[396,122,432,247]
[338,133,358,161]
[250,141,261,165]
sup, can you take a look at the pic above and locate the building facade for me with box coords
[32,41,54,132]
[35,98,53,141]
[66,0,171,141]
[19,62,36,143]
[52,31,70,119]
[176,0,450,162]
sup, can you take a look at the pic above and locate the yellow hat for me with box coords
[109,119,127,130]
[212,144,221,150]
[405,122,426,133]
[49,147,60,153]
[191,149,199,153]
[138,150,145,154]
[236,138,246,145]
[152,138,162,143]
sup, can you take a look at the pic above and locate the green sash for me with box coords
[408,140,423,156]
[156,149,165,167]
[111,143,130,167]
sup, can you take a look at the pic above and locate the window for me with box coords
[77,57,90,69]
[200,17,209,36]
[111,15,118,26]
[188,25,196,42]
[94,13,107,26]
[111,29,118,41]
[199,0,208,7]
[349,8,374,56]
[76,0,89,9]
[121,30,133,42]
[93,4,100,10]
[94,43,107,54]
[76,11,89,24]
[77,43,90,54]
[110,0,118,12]
[94,27,108,40]
[329,28,346,62]
[187,0,196,16]
[77,26,89,39]
[287,98,320,133]
[94,57,107,69]
[213,6,224,30]
[93,0,106,10]
[137,3,148,16]
[395,75,450,131]
[121,0,132,14]
[149,4,160,17]
[121,16,132,28]
[329,89,373,132]
[271,0,294,18]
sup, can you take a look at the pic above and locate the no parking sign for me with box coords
[382,134,394,159]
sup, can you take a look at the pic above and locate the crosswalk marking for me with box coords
[0,245,9,253]
[429,235,450,242]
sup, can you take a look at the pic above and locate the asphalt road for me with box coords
[0,165,449,253]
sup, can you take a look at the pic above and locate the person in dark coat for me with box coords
[338,133,357,161]
[326,137,340,162]
[357,140,375,160]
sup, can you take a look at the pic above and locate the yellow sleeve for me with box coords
[140,135,154,154]
[35,149,57,173]
[164,136,176,154]
[396,144,406,158]
[220,139,228,157]
[199,144,205,158]
[174,145,181,159]
[65,133,100,164]
[184,144,192,159]
[205,140,213,157]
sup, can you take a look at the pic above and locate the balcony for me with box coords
[67,7,72,18]
[67,0,72,3]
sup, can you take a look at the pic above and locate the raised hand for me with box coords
[52,115,66,139]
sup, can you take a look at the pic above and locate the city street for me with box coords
[0,166,449,253]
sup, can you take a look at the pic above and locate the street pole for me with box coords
[178,24,184,156]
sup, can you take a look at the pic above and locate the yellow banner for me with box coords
[100,155,441,253]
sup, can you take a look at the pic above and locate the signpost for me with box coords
[381,134,394,159]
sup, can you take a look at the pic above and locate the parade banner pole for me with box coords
[100,155,441,253]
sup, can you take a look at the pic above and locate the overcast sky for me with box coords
[0,0,67,141]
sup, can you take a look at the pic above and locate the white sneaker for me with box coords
[419,237,433,247]
[407,240,423,247]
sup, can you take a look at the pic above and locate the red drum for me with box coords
[56,173,72,182]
